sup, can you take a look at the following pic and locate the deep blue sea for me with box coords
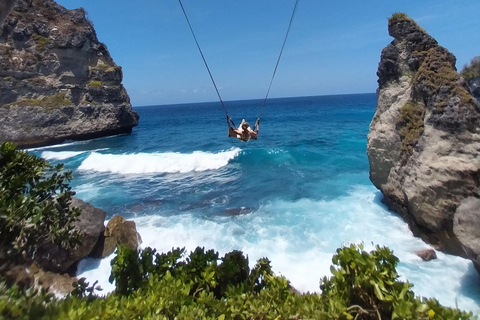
[29,93,480,313]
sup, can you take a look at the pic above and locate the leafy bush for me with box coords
[0,142,80,263]
[109,245,270,299]
[0,244,475,319]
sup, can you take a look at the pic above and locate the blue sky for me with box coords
[56,0,480,107]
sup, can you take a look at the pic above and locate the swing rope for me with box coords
[177,0,235,127]
[257,0,299,121]
[178,0,300,130]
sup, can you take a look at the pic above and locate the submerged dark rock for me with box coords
[0,0,139,148]
[367,13,480,274]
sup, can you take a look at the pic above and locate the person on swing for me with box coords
[227,116,259,142]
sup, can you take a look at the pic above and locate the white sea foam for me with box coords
[77,148,241,174]
[26,141,89,151]
[77,186,480,314]
[40,151,85,160]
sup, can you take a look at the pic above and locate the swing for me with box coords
[178,0,300,141]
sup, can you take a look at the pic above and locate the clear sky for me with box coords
[56,0,480,107]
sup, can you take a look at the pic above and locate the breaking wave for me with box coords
[78,148,241,174]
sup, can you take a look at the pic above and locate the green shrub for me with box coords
[388,13,426,33]
[398,101,425,157]
[390,12,407,21]
[6,93,71,111]
[0,142,80,262]
[87,80,102,88]
[31,34,49,51]
[89,62,110,71]
[1,244,474,319]
[89,62,120,73]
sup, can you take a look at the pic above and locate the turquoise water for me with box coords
[30,93,480,313]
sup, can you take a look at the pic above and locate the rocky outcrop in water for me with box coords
[34,197,106,273]
[91,215,142,259]
[0,0,139,148]
[367,13,480,273]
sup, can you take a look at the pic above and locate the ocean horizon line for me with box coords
[133,92,376,109]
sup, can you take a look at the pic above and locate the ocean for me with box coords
[29,93,480,314]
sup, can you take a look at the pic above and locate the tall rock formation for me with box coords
[0,0,139,148]
[367,13,480,273]
[461,56,480,98]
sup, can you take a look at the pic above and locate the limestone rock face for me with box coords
[367,14,480,273]
[0,0,139,148]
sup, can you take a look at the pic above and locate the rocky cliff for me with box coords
[461,56,480,98]
[367,13,480,273]
[0,0,139,148]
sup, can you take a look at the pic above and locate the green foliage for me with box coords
[398,102,425,157]
[5,93,71,111]
[0,281,55,320]
[388,13,426,33]
[0,142,80,262]
[414,48,476,111]
[390,12,407,21]
[461,56,480,81]
[109,245,267,299]
[31,34,49,51]
[89,62,120,73]
[71,278,103,300]
[89,62,110,71]
[87,80,102,88]
[0,244,474,319]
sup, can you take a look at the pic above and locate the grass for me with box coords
[5,93,71,111]
[388,12,427,33]
[90,63,110,71]
[414,48,476,111]
[87,80,102,88]
[398,102,425,157]
[31,34,49,51]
